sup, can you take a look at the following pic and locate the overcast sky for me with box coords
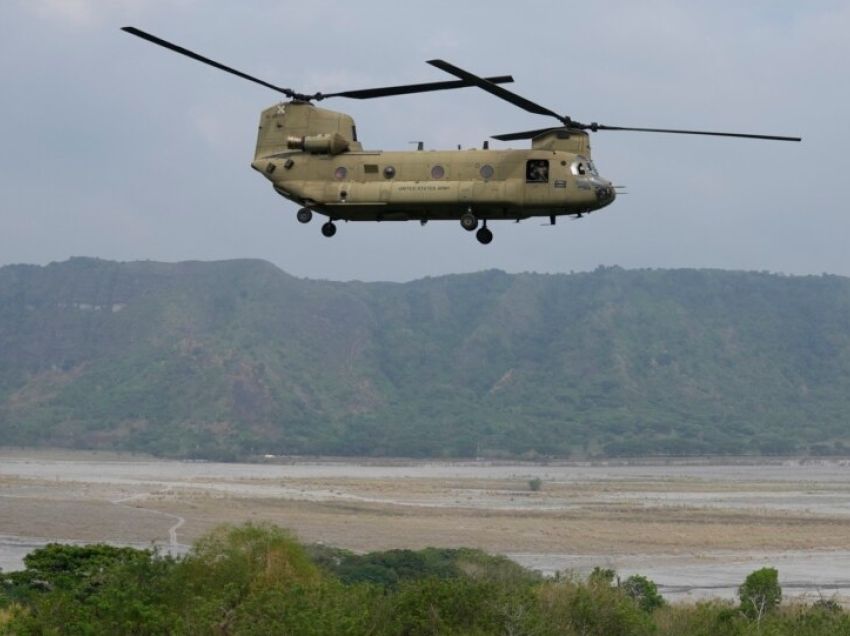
[1,1,846,282]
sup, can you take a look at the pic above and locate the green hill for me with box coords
[2,258,849,459]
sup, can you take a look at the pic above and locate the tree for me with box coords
[589,567,616,586]
[738,567,781,622]
[170,522,321,635]
[535,574,655,636]
[1,546,176,636]
[1,543,153,605]
[622,574,665,613]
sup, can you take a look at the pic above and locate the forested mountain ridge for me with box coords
[1,257,849,459]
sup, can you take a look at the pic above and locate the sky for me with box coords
[1,0,847,282]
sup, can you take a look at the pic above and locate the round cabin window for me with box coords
[334,166,347,180]
[431,165,445,179]
[383,166,396,179]
[480,165,494,179]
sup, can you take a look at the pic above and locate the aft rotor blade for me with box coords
[591,124,801,142]
[323,76,515,100]
[492,127,563,141]
[428,59,567,123]
[122,26,302,99]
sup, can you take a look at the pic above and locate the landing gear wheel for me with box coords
[321,221,337,237]
[476,226,493,245]
[460,212,479,232]
[297,208,313,224]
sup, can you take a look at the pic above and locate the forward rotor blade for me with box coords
[323,76,515,100]
[123,28,517,104]
[428,59,566,123]
[590,124,801,142]
[122,26,302,99]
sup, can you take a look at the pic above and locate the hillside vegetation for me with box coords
[1,257,849,459]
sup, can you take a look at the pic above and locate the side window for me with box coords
[526,159,549,183]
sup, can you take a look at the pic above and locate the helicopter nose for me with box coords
[595,182,616,206]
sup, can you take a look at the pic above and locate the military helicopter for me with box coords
[122,27,801,245]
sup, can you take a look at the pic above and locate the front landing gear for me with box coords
[296,207,313,224]
[296,206,335,237]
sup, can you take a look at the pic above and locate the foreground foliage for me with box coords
[2,523,849,635]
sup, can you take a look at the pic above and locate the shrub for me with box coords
[623,574,665,613]
[738,567,781,620]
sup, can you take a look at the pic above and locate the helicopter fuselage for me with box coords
[250,102,616,229]
[255,147,615,222]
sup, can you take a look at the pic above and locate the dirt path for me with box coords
[111,492,185,548]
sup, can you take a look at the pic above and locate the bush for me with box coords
[535,574,655,636]
[738,567,781,620]
[623,574,665,612]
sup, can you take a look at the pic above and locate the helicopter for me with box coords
[122,27,801,245]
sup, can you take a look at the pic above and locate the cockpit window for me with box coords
[571,156,598,177]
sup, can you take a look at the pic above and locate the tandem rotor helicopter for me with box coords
[123,27,801,245]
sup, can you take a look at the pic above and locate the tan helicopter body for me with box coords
[251,102,614,239]
[122,27,800,245]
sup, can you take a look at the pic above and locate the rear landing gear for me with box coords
[460,212,479,232]
[461,210,492,244]
[297,208,313,224]
[321,221,337,237]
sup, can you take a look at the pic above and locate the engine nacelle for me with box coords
[287,133,350,155]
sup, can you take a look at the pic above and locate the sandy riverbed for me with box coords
[2,449,849,603]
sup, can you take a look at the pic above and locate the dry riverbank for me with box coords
[2,450,849,602]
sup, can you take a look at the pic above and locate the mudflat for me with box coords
[2,449,850,602]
